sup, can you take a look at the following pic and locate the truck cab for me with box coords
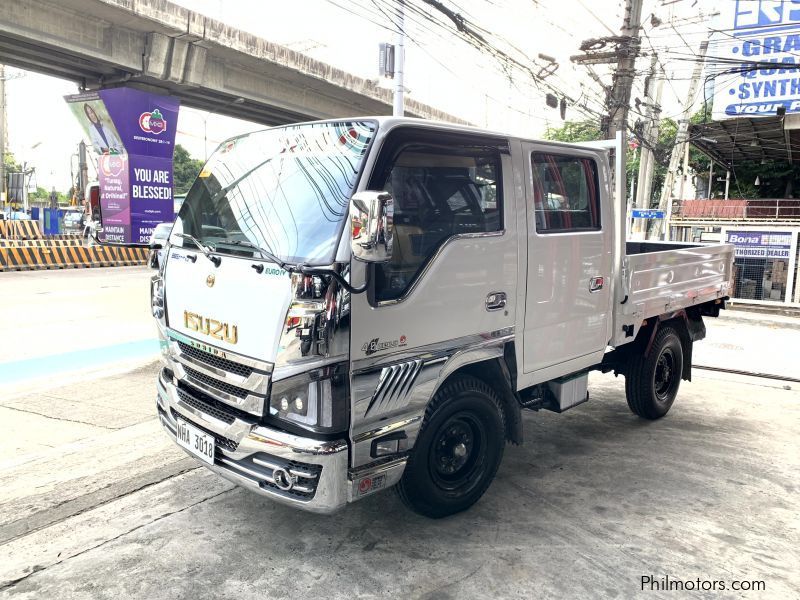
[152,118,733,517]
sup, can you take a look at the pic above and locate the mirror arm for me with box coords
[298,265,370,295]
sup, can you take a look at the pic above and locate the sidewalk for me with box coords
[694,308,800,380]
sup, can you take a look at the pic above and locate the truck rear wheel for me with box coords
[396,375,505,518]
[625,325,684,419]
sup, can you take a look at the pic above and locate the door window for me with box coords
[372,147,502,302]
[531,153,600,232]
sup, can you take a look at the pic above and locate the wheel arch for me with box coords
[431,343,523,445]
[635,308,706,382]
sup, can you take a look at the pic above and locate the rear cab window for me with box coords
[531,153,600,233]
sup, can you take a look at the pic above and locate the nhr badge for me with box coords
[206,274,215,288]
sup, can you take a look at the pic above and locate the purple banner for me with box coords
[97,153,130,243]
[99,88,178,160]
[65,88,180,244]
[130,156,175,242]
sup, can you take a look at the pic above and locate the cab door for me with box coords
[521,143,613,376]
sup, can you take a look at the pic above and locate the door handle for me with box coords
[589,276,605,293]
[486,291,507,311]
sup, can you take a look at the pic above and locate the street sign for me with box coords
[631,209,665,219]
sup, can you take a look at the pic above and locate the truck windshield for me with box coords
[173,120,376,265]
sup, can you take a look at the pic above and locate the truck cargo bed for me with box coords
[613,240,734,345]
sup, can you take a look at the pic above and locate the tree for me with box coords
[544,120,602,143]
[3,152,22,173]
[544,119,673,206]
[173,144,204,195]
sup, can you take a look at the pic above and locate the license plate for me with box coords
[176,417,215,465]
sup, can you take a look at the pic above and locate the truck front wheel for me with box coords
[625,325,684,419]
[396,375,505,518]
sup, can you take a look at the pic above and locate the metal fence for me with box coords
[672,199,800,222]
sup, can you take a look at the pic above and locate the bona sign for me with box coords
[712,1,800,119]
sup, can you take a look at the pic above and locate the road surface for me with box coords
[0,268,797,599]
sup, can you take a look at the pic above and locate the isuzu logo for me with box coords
[184,310,238,344]
[206,274,215,288]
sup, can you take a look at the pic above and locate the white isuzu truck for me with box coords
[150,118,734,517]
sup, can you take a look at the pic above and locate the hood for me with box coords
[164,246,292,363]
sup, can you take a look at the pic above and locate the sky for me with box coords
[2,0,718,192]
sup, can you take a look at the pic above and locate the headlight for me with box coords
[150,276,165,319]
[269,364,349,434]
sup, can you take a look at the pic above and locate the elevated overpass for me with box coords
[0,0,465,125]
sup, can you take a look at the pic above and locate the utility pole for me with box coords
[0,64,6,206]
[632,56,664,239]
[654,40,709,240]
[393,0,405,117]
[78,140,88,210]
[606,0,643,140]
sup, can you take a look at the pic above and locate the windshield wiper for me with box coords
[172,233,221,267]
[210,156,275,203]
[215,239,295,271]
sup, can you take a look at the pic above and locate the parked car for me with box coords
[148,222,173,269]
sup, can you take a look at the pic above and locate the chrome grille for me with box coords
[176,386,236,425]
[177,341,254,378]
[366,359,424,416]
[184,365,250,399]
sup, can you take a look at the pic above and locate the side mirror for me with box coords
[350,191,393,263]
[149,241,163,250]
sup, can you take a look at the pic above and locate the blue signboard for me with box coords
[632,209,665,219]
[712,1,800,119]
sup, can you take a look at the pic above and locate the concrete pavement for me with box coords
[0,268,798,598]
[0,371,797,599]
[0,267,157,393]
[694,310,800,380]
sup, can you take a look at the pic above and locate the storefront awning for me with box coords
[689,115,800,169]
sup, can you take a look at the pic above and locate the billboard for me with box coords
[65,88,180,243]
[711,1,800,120]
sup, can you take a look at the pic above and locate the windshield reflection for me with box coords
[173,121,376,265]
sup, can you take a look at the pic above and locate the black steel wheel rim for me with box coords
[654,347,677,402]
[429,411,487,494]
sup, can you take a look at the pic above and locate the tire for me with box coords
[396,375,505,518]
[625,325,684,419]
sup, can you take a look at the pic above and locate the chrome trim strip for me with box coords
[366,359,424,416]
[169,359,266,416]
[375,230,506,307]
[168,338,270,393]
[252,456,319,480]
[159,370,255,440]
[166,327,273,372]
[352,328,514,373]
[352,416,422,444]
[272,356,347,382]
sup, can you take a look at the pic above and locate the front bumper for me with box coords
[157,369,349,514]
